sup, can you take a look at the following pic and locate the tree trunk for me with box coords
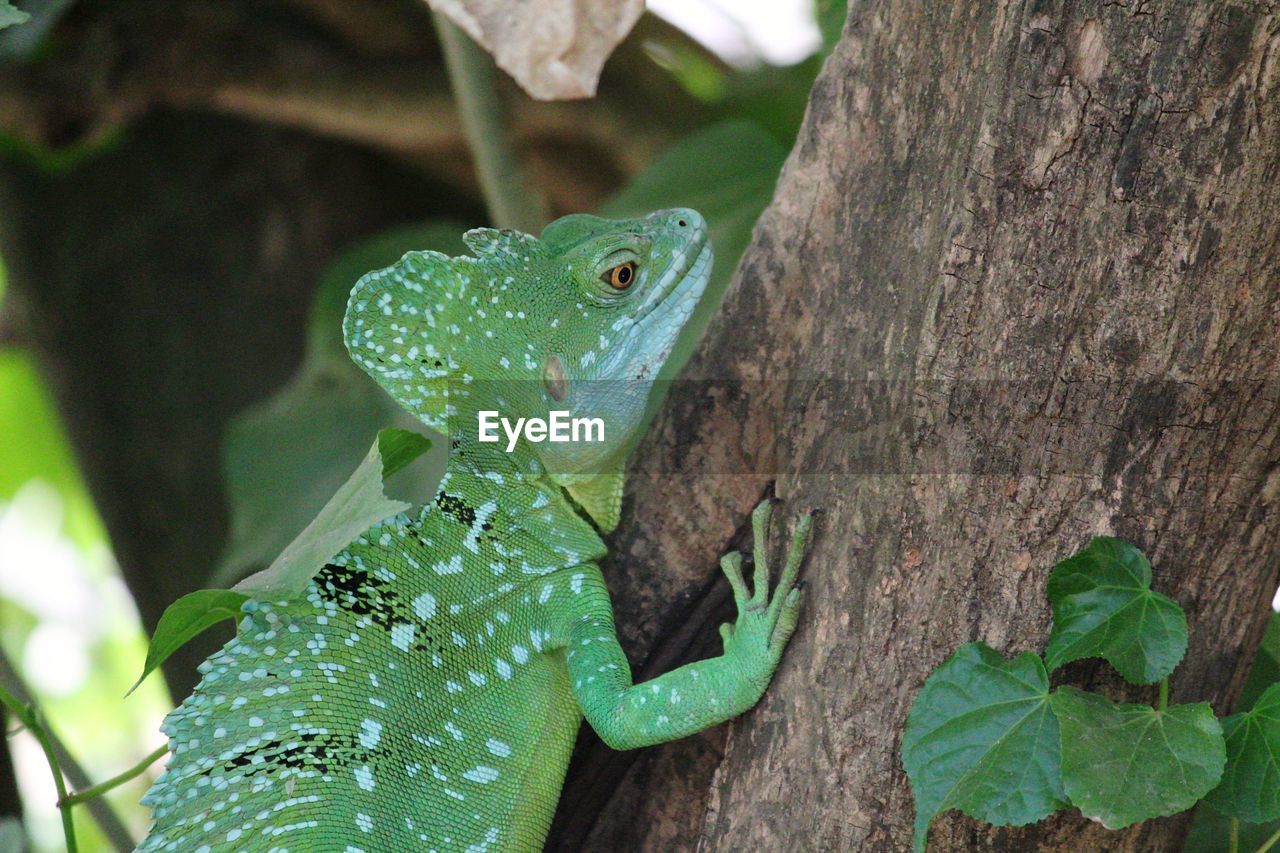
[557,2,1280,850]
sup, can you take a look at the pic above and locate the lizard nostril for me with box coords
[677,219,687,228]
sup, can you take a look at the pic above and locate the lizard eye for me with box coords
[602,262,636,290]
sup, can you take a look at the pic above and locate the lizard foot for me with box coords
[718,500,815,681]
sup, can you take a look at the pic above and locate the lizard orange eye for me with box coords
[602,262,636,290]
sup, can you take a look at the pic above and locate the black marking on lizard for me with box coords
[315,562,448,655]
[434,491,477,526]
[316,562,403,631]
[221,732,370,778]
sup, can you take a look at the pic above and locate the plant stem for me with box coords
[0,685,77,852]
[62,742,168,806]
[433,13,547,232]
[1157,677,1169,711]
[0,647,135,850]
[1256,823,1280,853]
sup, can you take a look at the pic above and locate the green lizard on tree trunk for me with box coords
[138,209,814,851]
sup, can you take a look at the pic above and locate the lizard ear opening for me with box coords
[558,465,626,533]
[343,250,466,433]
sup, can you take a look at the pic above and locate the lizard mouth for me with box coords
[633,224,711,325]
[592,215,712,386]
[617,238,712,380]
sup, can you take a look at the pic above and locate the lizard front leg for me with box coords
[558,500,814,751]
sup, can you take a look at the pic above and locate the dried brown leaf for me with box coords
[427,0,644,100]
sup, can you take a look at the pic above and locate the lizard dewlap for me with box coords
[139,209,814,852]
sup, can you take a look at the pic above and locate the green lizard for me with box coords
[139,208,813,851]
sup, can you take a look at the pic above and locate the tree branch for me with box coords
[0,648,134,851]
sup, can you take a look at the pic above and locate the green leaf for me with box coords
[378,427,432,480]
[815,0,847,54]
[642,40,728,102]
[711,58,824,149]
[213,224,458,585]
[129,589,248,695]
[1239,612,1280,711]
[0,2,30,29]
[1183,803,1280,853]
[1050,687,1226,829]
[230,428,431,599]
[1202,683,1280,823]
[902,643,1068,853]
[1044,536,1188,684]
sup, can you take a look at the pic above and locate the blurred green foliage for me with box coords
[0,263,171,850]
[815,0,847,53]
[0,2,30,30]
[1240,612,1280,712]
[0,350,103,549]
[0,251,79,533]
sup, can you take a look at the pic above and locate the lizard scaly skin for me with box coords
[139,209,813,851]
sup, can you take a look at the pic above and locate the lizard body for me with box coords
[139,209,812,851]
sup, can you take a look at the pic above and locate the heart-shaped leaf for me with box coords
[1202,682,1280,823]
[1050,687,1225,829]
[1045,537,1187,684]
[1185,615,1280,849]
[902,643,1068,852]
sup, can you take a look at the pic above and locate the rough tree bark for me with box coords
[553,2,1280,850]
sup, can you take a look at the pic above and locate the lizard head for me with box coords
[344,208,712,531]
